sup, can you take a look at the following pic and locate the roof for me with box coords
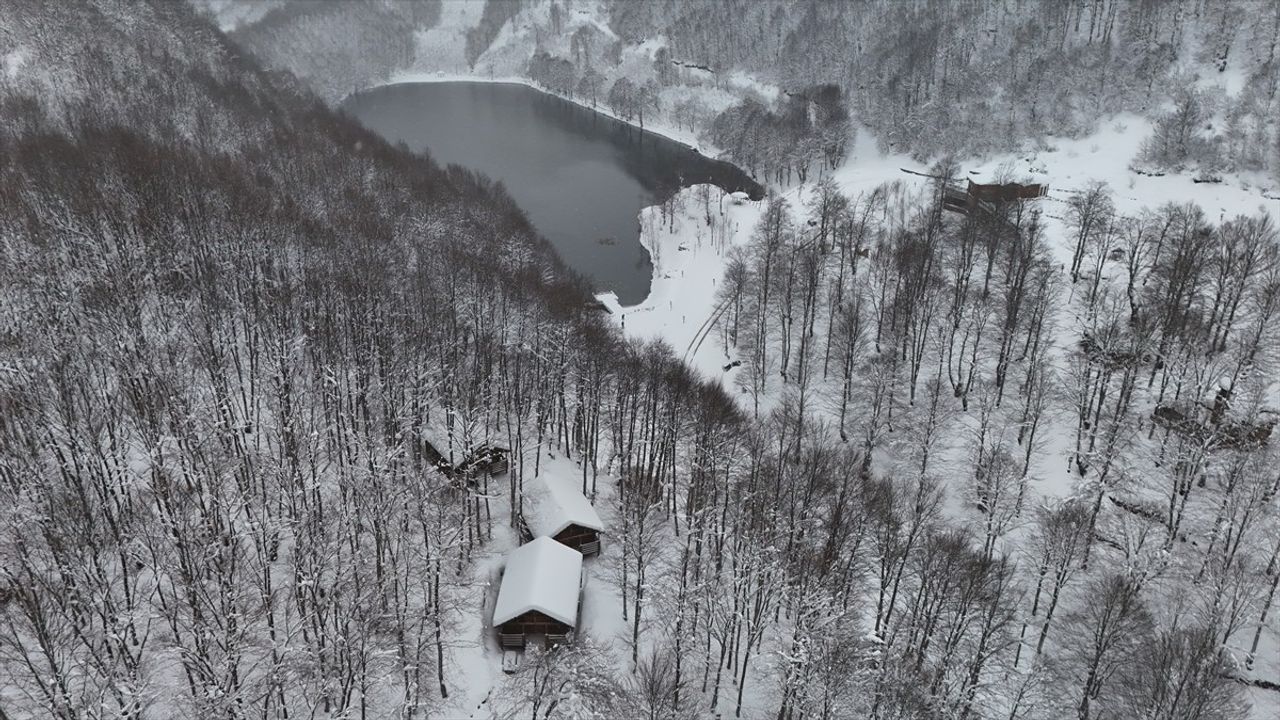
[492,536,583,627]
[523,473,605,538]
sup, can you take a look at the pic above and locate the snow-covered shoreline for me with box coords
[595,184,766,378]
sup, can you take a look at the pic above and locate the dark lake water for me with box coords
[342,82,762,305]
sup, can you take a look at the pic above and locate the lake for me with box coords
[342,81,762,305]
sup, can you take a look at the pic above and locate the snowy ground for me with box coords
[591,107,1279,714]
[436,446,785,718]
[193,0,282,32]
[433,452,629,718]
[595,187,763,378]
[409,0,484,78]
[601,114,1277,384]
[370,60,1280,715]
[434,453,622,718]
[595,106,1273,499]
[3,48,26,79]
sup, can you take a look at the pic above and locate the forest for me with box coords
[710,168,1279,718]
[209,0,1280,184]
[1,1,1278,719]
[606,0,1280,176]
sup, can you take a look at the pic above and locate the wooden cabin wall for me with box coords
[553,524,600,553]
[499,610,572,636]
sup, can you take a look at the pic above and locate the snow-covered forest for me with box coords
[2,1,1279,719]
[202,0,1280,183]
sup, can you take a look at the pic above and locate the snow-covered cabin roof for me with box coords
[524,473,605,538]
[492,536,583,627]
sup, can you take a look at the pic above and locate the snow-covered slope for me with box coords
[410,0,484,75]
[604,113,1277,378]
[593,96,1280,713]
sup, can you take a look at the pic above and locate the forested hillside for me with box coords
[211,0,1280,183]
[226,0,442,103]
[0,0,711,716]
[606,0,1280,171]
[609,151,1280,718]
[716,168,1280,712]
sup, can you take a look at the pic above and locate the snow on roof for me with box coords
[492,536,583,627]
[523,472,605,538]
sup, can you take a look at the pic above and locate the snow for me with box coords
[523,455,627,641]
[961,113,1276,225]
[442,530,513,717]
[1195,63,1249,97]
[371,23,1280,713]
[957,113,1277,504]
[410,0,484,76]
[597,106,1279,566]
[596,100,1276,384]
[480,0,617,66]
[390,451,632,717]
[492,535,584,628]
[193,0,281,32]
[523,472,605,538]
[726,70,781,103]
[3,48,26,79]
[596,124,922,381]
[599,109,1277,384]
[418,412,504,464]
[596,184,765,378]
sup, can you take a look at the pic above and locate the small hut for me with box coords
[419,421,509,480]
[456,444,510,478]
[492,537,584,649]
[943,179,1048,215]
[521,474,605,555]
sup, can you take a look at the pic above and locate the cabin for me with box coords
[419,422,509,480]
[942,179,1047,215]
[520,474,605,555]
[1151,389,1276,451]
[492,536,584,649]
[455,444,510,478]
[966,179,1047,202]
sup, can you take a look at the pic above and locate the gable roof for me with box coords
[492,536,584,628]
[524,473,606,538]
